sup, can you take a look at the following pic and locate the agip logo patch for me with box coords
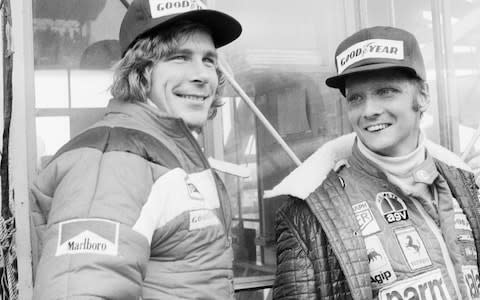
[364,235,397,286]
[376,192,409,224]
[56,219,119,256]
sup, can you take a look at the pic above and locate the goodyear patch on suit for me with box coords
[189,209,220,231]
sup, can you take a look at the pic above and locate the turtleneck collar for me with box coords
[356,132,426,179]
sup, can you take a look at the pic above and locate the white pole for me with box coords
[219,63,302,167]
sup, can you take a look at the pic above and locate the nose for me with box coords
[362,97,384,120]
[189,59,214,85]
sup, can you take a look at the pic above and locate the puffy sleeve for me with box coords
[273,199,317,300]
[31,144,164,300]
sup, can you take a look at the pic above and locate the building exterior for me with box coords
[7,0,480,299]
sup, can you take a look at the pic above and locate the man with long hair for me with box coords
[31,1,241,298]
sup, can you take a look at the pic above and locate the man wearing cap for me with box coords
[31,0,241,299]
[273,26,480,300]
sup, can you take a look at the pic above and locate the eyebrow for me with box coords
[169,48,218,59]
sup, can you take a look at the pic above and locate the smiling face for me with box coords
[344,68,429,157]
[149,30,218,129]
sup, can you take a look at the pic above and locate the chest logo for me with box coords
[364,235,397,286]
[376,192,408,224]
[185,175,204,201]
[395,226,432,271]
[462,265,480,300]
[352,201,381,236]
[378,269,451,300]
[189,209,220,230]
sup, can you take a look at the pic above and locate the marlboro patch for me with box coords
[56,219,119,256]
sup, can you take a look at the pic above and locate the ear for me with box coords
[417,82,430,112]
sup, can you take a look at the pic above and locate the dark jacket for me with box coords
[273,156,480,300]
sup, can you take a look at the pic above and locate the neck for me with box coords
[357,133,426,177]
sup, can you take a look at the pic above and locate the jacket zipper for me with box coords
[177,120,231,245]
[410,196,462,299]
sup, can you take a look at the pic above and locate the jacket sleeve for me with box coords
[31,148,162,300]
[273,199,317,300]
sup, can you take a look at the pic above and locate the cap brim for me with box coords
[129,9,241,53]
[325,63,418,90]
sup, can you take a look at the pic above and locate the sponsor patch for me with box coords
[336,39,404,74]
[364,235,397,285]
[455,213,473,231]
[56,219,119,256]
[379,269,451,300]
[352,201,381,236]
[395,226,432,270]
[464,245,478,261]
[376,192,409,224]
[189,209,220,230]
[463,265,480,300]
[459,233,475,242]
[186,170,221,208]
[149,0,204,18]
[185,175,204,201]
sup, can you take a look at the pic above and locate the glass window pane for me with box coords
[36,116,70,167]
[449,0,480,155]
[366,0,441,143]
[34,70,69,108]
[70,70,112,108]
[215,0,351,287]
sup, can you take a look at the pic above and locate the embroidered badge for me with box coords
[462,265,480,300]
[185,175,204,201]
[376,192,408,224]
[378,269,451,300]
[455,213,473,232]
[352,201,381,236]
[364,235,397,286]
[189,209,220,230]
[56,219,119,256]
[459,233,475,242]
[464,245,478,261]
[395,226,432,271]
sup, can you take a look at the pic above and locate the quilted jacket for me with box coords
[272,136,480,300]
[31,99,234,300]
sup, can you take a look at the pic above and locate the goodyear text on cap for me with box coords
[149,0,205,19]
[336,39,404,74]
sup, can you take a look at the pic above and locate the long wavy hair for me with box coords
[110,21,225,119]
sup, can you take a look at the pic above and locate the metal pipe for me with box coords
[218,62,302,166]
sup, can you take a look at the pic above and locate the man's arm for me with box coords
[31,147,157,300]
[273,199,317,300]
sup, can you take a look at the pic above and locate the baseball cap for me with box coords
[119,0,242,56]
[325,26,426,94]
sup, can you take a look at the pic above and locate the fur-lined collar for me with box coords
[264,133,471,200]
